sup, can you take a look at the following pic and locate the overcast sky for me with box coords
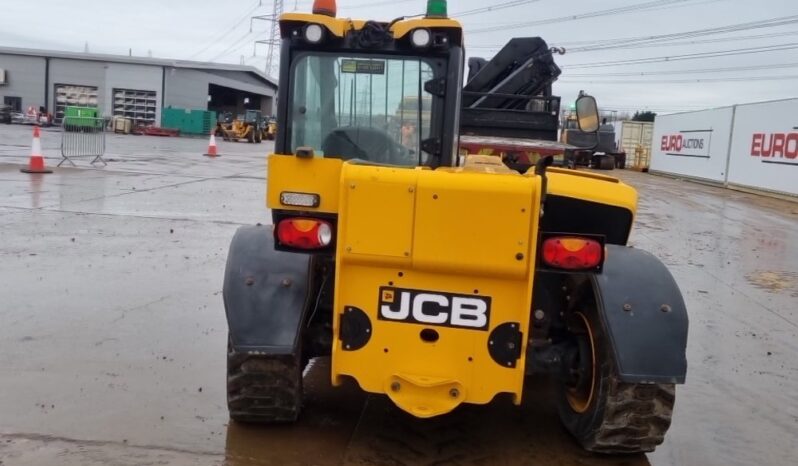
[2,0,796,114]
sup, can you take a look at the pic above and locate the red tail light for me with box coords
[541,236,603,270]
[276,218,333,249]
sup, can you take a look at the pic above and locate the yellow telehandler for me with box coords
[222,0,688,454]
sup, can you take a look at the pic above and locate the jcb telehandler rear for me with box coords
[222,0,688,454]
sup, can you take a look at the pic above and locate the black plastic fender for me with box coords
[223,225,311,353]
[590,245,688,384]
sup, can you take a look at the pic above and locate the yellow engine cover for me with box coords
[331,163,541,417]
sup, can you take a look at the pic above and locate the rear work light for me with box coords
[277,218,333,250]
[303,23,324,44]
[541,236,604,271]
[411,28,432,48]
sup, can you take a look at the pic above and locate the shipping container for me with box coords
[648,97,798,198]
[727,98,798,197]
[649,107,735,183]
[612,120,654,169]
[161,107,217,135]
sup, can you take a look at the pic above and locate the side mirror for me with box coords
[575,93,600,133]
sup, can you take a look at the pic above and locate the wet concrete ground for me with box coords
[0,124,796,465]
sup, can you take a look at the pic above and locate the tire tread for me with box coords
[226,344,302,423]
[582,370,675,453]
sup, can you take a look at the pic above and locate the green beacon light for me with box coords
[426,0,448,18]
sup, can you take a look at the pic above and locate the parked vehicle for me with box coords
[0,105,12,124]
[217,110,263,143]
[561,116,625,170]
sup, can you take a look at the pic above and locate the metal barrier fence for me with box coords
[59,117,107,167]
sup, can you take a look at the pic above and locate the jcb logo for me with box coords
[378,287,491,330]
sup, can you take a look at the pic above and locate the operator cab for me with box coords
[244,109,262,124]
[274,0,464,168]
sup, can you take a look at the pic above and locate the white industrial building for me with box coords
[0,46,277,125]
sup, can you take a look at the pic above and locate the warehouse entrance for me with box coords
[54,84,98,123]
[207,84,272,121]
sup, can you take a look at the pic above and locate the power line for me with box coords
[560,75,798,84]
[209,30,256,62]
[468,15,798,51]
[208,0,542,63]
[188,0,262,59]
[468,0,713,34]
[294,0,417,9]
[567,62,798,77]
[453,1,543,18]
[601,106,708,111]
[566,15,798,53]
[598,107,710,113]
[571,31,798,52]
[563,43,798,68]
[297,0,542,15]
[468,30,798,51]
[561,16,798,47]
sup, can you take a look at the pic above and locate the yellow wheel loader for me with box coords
[218,110,263,143]
[222,0,688,454]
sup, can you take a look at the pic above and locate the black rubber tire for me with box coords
[557,304,675,454]
[226,336,303,423]
[612,152,627,169]
[596,155,615,170]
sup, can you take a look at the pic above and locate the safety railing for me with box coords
[59,117,107,167]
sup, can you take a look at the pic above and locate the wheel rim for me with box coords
[565,311,596,414]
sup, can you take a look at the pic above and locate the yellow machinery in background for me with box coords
[217,110,263,143]
[263,118,277,140]
[221,0,688,455]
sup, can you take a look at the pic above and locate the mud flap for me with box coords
[223,224,311,354]
[590,245,688,384]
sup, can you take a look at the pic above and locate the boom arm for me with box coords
[460,38,562,141]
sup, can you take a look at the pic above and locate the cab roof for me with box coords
[279,12,463,47]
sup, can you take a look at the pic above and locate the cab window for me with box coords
[289,53,438,166]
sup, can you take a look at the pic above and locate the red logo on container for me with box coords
[750,132,798,160]
[661,134,706,153]
[662,135,681,152]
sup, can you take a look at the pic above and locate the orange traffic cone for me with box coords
[20,126,53,174]
[204,132,219,157]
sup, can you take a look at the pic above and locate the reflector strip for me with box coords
[280,191,320,208]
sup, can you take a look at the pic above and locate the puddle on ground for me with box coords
[745,270,798,295]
